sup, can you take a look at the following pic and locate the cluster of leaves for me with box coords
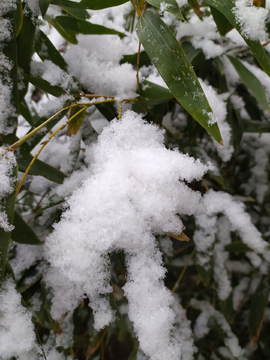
[1,0,270,359]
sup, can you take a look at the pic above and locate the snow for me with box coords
[233,0,268,42]
[45,110,212,360]
[194,189,267,268]
[0,147,16,232]
[0,277,41,360]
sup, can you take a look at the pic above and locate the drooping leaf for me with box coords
[39,0,51,17]
[46,15,78,43]
[14,0,23,37]
[249,277,270,344]
[17,8,36,102]
[140,80,174,106]
[52,15,126,38]
[169,232,190,242]
[0,163,17,287]
[51,0,90,19]
[12,211,43,245]
[146,0,184,20]
[18,152,66,184]
[227,56,270,111]
[219,293,234,324]
[35,28,68,70]
[188,0,203,18]
[80,0,128,9]
[136,11,223,144]
[203,0,270,77]
[67,106,87,136]
[18,100,35,127]
[210,6,233,36]
[242,119,270,132]
[224,241,252,252]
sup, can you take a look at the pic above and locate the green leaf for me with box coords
[224,241,252,252]
[80,0,128,9]
[227,56,270,112]
[181,42,202,64]
[249,277,270,344]
[14,0,23,37]
[22,73,67,97]
[219,293,234,324]
[210,6,233,36]
[53,16,126,38]
[35,29,68,70]
[39,0,51,17]
[196,263,212,286]
[18,152,66,184]
[51,0,90,19]
[18,100,35,127]
[203,0,270,77]
[146,0,184,20]
[67,106,87,136]
[46,15,78,43]
[17,9,36,102]
[242,119,270,133]
[141,80,174,106]
[136,11,223,144]
[0,163,17,287]
[12,212,43,245]
[17,264,44,293]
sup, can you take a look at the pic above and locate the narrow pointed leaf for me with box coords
[51,0,90,19]
[39,0,51,17]
[53,16,126,38]
[35,29,68,70]
[12,212,43,245]
[203,0,270,77]
[14,0,23,37]
[67,106,87,136]
[80,0,128,9]
[18,100,35,127]
[227,56,270,111]
[136,11,223,144]
[18,152,66,184]
[141,80,174,106]
[168,232,190,242]
[249,277,270,344]
[210,6,233,36]
[146,0,184,20]
[46,15,78,43]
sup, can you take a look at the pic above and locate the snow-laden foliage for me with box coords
[1,1,270,360]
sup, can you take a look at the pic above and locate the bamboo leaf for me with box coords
[203,0,270,77]
[249,277,270,344]
[51,0,90,19]
[67,106,87,136]
[136,11,223,144]
[146,0,184,20]
[53,16,126,38]
[210,6,233,36]
[224,241,252,253]
[140,80,174,106]
[168,232,190,242]
[14,0,23,37]
[12,211,43,245]
[35,28,68,70]
[80,0,128,9]
[17,7,36,102]
[39,0,51,17]
[227,56,270,111]
[0,163,18,287]
[18,152,66,184]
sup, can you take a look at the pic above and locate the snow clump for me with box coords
[233,0,268,42]
[45,110,213,360]
[0,148,16,232]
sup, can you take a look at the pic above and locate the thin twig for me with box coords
[136,41,142,95]
[172,249,195,293]
[118,101,122,120]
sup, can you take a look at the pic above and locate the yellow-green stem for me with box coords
[172,249,195,293]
